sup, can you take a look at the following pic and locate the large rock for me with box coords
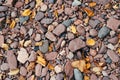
[68,38,86,52]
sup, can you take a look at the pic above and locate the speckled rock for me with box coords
[39,40,49,53]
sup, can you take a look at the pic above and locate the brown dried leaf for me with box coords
[27,62,35,71]
[19,76,25,80]
[89,2,96,7]
[10,20,16,29]
[35,41,43,46]
[36,56,47,66]
[1,43,9,50]
[8,68,19,75]
[86,38,95,46]
[22,9,32,16]
[47,63,54,70]
[54,10,58,18]
[83,8,94,17]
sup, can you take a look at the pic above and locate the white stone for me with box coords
[40,4,47,11]
[102,71,108,76]
[66,52,74,59]
[107,44,114,50]
[54,65,62,73]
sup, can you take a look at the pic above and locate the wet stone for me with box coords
[39,40,49,53]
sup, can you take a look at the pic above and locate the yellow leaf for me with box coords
[36,0,42,8]
[19,40,24,47]
[22,9,32,16]
[118,48,120,54]
[86,63,91,69]
[54,10,58,18]
[70,25,77,34]
[25,0,29,4]
[61,4,64,10]
[19,76,25,80]
[1,43,9,50]
[10,20,16,29]
[84,76,90,80]
[30,75,35,80]
[47,63,54,70]
[35,41,43,46]
[31,10,36,19]
[27,62,35,71]
[86,38,95,46]
[83,8,94,17]
[24,40,31,47]
[8,68,19,75]
[92,67,102,73]
[89,2,96,7]
[36,50,43,57]
[36,56,47,66]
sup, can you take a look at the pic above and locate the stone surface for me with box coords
[89,29,98,37]
[0,6,8,11]
[45,52,58,60]
[90,74,97,80]
[15,1,23,8]
[41,67,48,77]
[89,19,100,28]
[20,66,27,76]
[41,18,53,24]
[0,63,9,71]
[28,51,37,62]
[39,40,49,53]
[68,38,86,52]
[34,33,41,41]
[35,64,42,76]
[45,31,57,41]
[35,12,44,21]
[74,69,83,80]
[54,65,62,73]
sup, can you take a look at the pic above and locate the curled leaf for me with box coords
[89,2,96,7]
[36,56,47,66]
[10,20,16,29]
[22,9,32,16]
[35,41,43,46]
[83,8,94,17]
[118,48,120,54]
[70,25,77,34]
[19,40,24,47]
[86,38,95,46]
[47,63,54,70]
[8,68,19,75]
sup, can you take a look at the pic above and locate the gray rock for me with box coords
[11,11,17,18]
[49,0,55,3]
[0,12,5,18]
[0,63,9,71]
[105,57,112,64]
[62,19,72,27]
[89,19,100,28]
[0,6,8,11]
[20,66,27,76]
[35,12,44,21]
[107,49,119,62]
[39,40,49,53]
[56,73,64,80]
[41,18,53,24]
[74,69,83,80]
[102,77,110,80]
[72,0,81,6]
[68,38,86,52]
[98,26,110,38]
[19,16,29,24]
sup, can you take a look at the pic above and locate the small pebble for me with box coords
[45,31,57,41]
[28,51,37,62]
[72,0,81,6]
[39,40,49,53]
[89,29,98,37]
[0,63,9,71]
[20,66,27,76]
[89,19,100,28]
[107,44,114,50]
[74,69,83,80]
[102,71,108,76]
[41,18,53,24]
[15,1,23,8]
[41,67,48,77]
[56,73,64,80]
[45,52,58,60]
[34,33,41,41]
[54,65,62,73]
[11,11,17,18]
[62,19,72,27]
[102,77,110,80]
[66,52,74,59]
[67,32,74,40]
[40,4,47,11]
[35,64,42,76]
[90,74,97,80]
[0,6,8,11]
[35,12,44,21]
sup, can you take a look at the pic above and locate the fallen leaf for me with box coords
[84,76,90,80]
[35,0,42,8]
[70,25,77,34]
[89,2,96,7]
[35,41,43,46]
[86,38,95,46]
[83,8,94,17]
[22,9,32,16]
[1,43,9,50]
[92,67,102,74]
[27,62,35,71]
[25,0,29,4]
[48,43,53,52]
[36,56,47,66]
[19,76,25,80]
[8,68,19,75]
[36,50,43,57]
[10,20,16,29]
[86,63,91,69]
[30,75,35,80]
[24,40,31,47]
[47,63,54,70]
[19,40,24,47]
[54,10,58,18]
[61,4,64,10]
[31,10,36,19]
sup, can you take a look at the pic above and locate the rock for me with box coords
[64,8,73,15]
[110,74,118,80]
[53,24,66,36]
[39,40,49,53]
[20,66,27,76]
[0,35,4,47]
[41,67,48,77]
[29,1,35,8]
[102,77,110,80]
[102,71,108,76]
[55,37,64,50]
[108,37,118,44]
[56,73,64,80]
[41,18,53,24]
[0,12,5,18]
[11,11,17,18]
[40,4,47,11]
[76,26,85,35]
[34,33,41,41]
[35,12,44,21]
[20,26,27,35]
[28,51,37,62]
[98,26,110,38]
[74,69,83,80]
[89,29,98,37]
[7,50,17,69]
[49,0,55,3]
[68,38,86,52]
[15,1,23,8]
[0,6,8,11]
[107,49,119,62]
[10,42,18,49]
[0,63,9,71]
[67,32,74,40]
[105,57,112,64]
[72,0,81,6]
[45,52,58,60]
[54,65,62,73]
[19,16,29,24]
[107,17,120,31]
[90,49,97,56]
[107,44,114,50]
[28,28,33,36]
[90,74,97,80]
[89,19,100,28]
[35,64,42,76]
[92,0,110,5]
[98,43,107,54]
[45,32,57,41]
[66,52,74,59]
[17,48,29,64]
[50,75,56,80]
[62,19,72,27]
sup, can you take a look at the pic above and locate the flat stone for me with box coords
[54,65,62,73]
[66,52,74,59]
[102,77,110,80]
[39,40,49,53]
[10,42,18,49]
[45,31,57,41]
[64,8,73,15]
[15,1,23,8]
[17,48,29,64]
[89,19,100,28]
[68,38,86,52]
[74,69,83,80]
[72,0,81,6]
[34,33,41,41]
[67,32,74,40]
[108,37,118,44]
[40,4,47,11]
[0,6,8,11]
[35,64,42,76]
[62,19,72,27]
[53,24,66,36]
[107,18,120,31]
[98,26,110,38]
[41,18,53,24]
[45,52,58,60]
[20,26,27,35]
[7,50,17,70]
[35,12,44,21]
[41,67,48,77]
[20,66,27,76]
[110,74,118,80]
[107,49,119,62]
[98,43,107,54]
[89,29,98,37]
[56,73,64,80]
[28,51,37,62]
[0,63,9,71]
[76,26,85,36]
[90,74,97,80]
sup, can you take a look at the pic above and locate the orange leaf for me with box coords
[10,20,16,29]
[89,2,96,7]
[86,38,95,46]
[83,8,94,17]
[22,9,32,16]
[36,56,47,66]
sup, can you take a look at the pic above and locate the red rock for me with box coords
[45,31,57,41]
[68,38,86,52]
[45,52,58,61]
[107,18,120,31]
[35,64,42,76]
[20,66,27,76]
[108,37,118,44]
[15,1,23,8]
[90,74,97,80]
[76,26,85,36]
[41,67,48,77]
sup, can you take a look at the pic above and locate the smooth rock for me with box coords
[89,29,98,37]
[20,66,27,76]
[45,52,58,60]
[35,12,44,21]
[68,38,86,52]
[11,11,17,18]
[90,74,97,80]
[102,71,108,76]
[19,16,29,24]
[107,44,114,50]
[49,0,55,3]
[17,48,29,64]
[102,77,110,80]
[74,69,83,80]
[45,31,57,41]
[15,1,23,8]
[39,40,49,53]
[20,26,27,35]
[40,4,47,11]
[105,57,112,64]
[64,8,73,15]
[76,26,85,35]
[110,74,118,80]
[53,24,66,36]
[41,18,53,24]
[0,35,4,47]
[28,51,37,62]
[0,6,8,11]
[107,49,119,62]
[90,49,97,56]
[56,73,64,80]
[7,50,17,69]
[10,42,18,49]
[34,33,41,41]
[35,64,42,76]
[72,0,81,6]
[107,17,120,31]
[67,32,74,40]
[28,28,33,36]
[66,52,74,59]
[0,12,5,18]
[89,19,100,28]
[62,19,72,27]
[41,67,48,77]
[98,26,110,38]
[108,37,118,44]
[98,43,107,54]
[54,65,62,73]
[0,63,9,71]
